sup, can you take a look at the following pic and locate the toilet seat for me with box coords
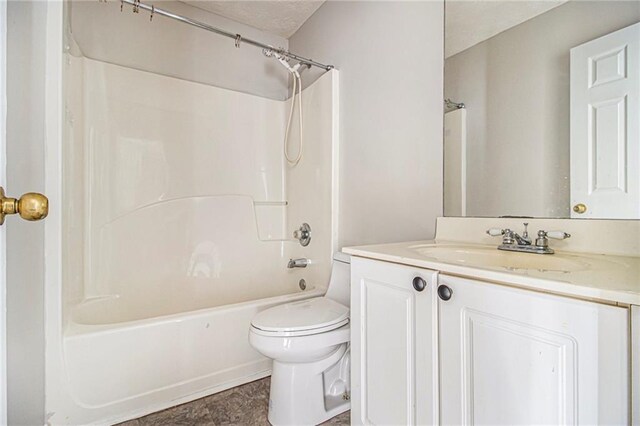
[251,297,349,337]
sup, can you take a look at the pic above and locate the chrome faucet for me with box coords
[288,258,309,268]
[487,223,570,254]
[508,222,532,245]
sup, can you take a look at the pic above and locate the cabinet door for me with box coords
[351,258,438,426]
[438,275,629,425]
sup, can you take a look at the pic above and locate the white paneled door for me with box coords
[1,2,56,423]
[0,0,6,422]
[351,258,438,426]
[438,275,629,425]
[570,22,640,218]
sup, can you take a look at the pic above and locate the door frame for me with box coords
[43,0,64,421]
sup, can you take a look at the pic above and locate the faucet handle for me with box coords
[486,228,505,236]
[293,223,311,247]
[488,228,516,245]
[546,231,571,240]
[535,230,571,249]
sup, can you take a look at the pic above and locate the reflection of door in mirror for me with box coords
[444,1,640,219]
[570,22,639,219]
[444,108,467,216]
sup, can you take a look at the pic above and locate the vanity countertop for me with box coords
[343,240,640,306]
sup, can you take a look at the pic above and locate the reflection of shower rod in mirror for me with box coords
[444,98,465,111]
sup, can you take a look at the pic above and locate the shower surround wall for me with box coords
[85,58,290,312]
[49,55,338,424]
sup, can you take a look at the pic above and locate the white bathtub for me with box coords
[62,287,323,424]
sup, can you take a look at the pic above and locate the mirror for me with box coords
[443,1,640,219]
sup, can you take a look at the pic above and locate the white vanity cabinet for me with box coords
[351,257,630,425]
[438,274,629,425]
[350,257,439,426]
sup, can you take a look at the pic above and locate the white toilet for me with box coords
[249,252,351,426]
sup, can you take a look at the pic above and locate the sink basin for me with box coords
[409,244,591,273]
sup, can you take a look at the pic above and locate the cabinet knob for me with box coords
[412,276,426,292]
[437,285,453,301]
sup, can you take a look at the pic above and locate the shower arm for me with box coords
[117,0,335,72]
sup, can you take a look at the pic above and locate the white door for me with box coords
[570,22,640,219]
[1,2,54,424]
[438,275,629,425]
[351,257,438,425]
[0,1,7,422]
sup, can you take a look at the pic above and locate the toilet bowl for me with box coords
[248,252,351,426]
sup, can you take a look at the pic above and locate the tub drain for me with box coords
[299,279,306,290]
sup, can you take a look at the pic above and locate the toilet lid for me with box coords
[251,297,349,334]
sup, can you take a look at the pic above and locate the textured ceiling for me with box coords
[446,0,568,58]
[182,1,324,38]
[182,1,568,56]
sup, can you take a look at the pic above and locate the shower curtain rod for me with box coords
[119,0,334,71]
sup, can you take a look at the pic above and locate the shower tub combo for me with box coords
[48,43,338,424]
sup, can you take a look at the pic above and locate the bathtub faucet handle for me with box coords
[293,223,311,247]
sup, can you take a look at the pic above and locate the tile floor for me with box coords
[117,377,350,426]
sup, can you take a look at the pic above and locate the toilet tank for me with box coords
[324,252,351,308]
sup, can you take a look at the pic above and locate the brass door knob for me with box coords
[0,186,49,225]
[573,203,587,214]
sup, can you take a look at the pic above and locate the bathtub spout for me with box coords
[288,258,309,268]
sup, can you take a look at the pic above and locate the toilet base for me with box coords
[267,343,351,426]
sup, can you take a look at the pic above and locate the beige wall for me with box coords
[445,1,640,218]
[6,1,47,424]
[70,0,290,100]
[290,1,444,247]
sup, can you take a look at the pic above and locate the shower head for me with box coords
[277,56,302,78]
[263,48,309,78]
